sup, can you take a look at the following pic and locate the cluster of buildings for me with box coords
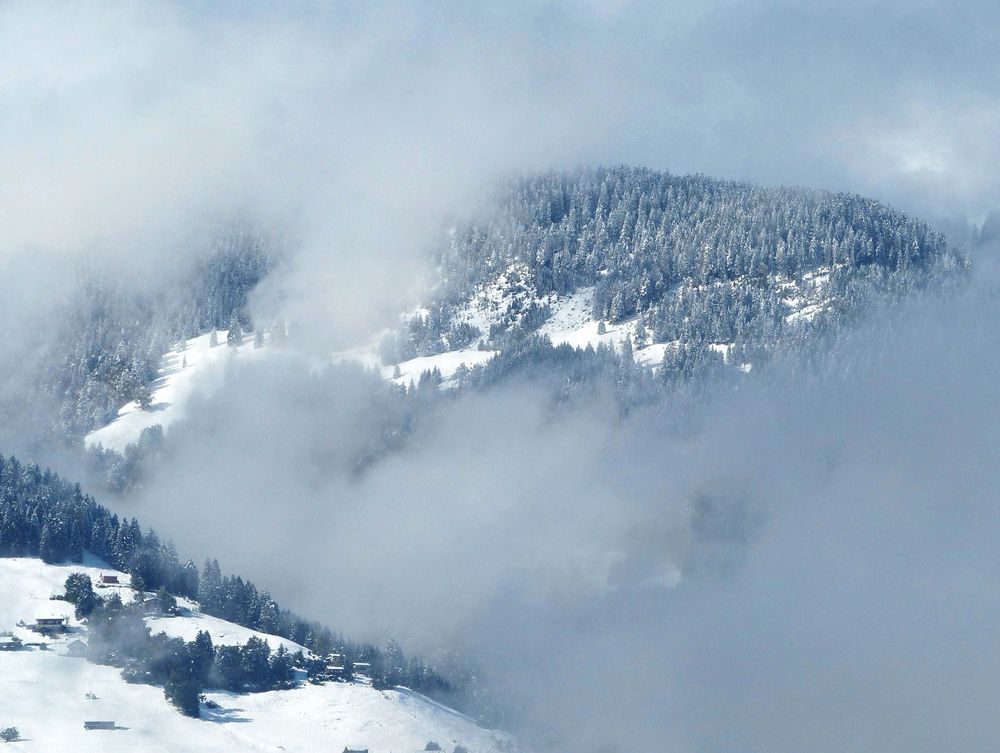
[313,653,372,683]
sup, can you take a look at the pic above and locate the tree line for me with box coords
[382,166,966,367]
[0,453,469,718]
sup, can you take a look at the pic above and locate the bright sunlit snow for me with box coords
[0,557,517,753]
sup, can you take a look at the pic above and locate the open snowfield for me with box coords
[0,554,129,642]
[538,286,626,350]
[0,557,517,753]
[0,556,300,655]
[386,348,497,387]
[333,340,497,388]
[84,330,270,452]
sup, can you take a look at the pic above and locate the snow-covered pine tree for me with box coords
[227,315,243,347]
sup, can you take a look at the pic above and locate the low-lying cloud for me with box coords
[119,276,1000,752]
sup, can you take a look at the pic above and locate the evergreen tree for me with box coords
[135,382,153,410]
[270,644,294,687]
[190,630,215,684]
[164,675,201,718]
[227,315,243,347]
[64,572,98,618]
[38,522,61,564]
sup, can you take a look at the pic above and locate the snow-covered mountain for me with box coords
[66,167,965,454]
[0,556,516,753]
[83,258,841,451]
[364,169,964,390]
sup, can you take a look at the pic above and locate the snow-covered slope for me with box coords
[83,263,836,447]
[150,596,306,655]
[0,557,516,753]
[336,342,497,389]
[84,331,270,452]
[0,557,302,654]
[383,262,836,378]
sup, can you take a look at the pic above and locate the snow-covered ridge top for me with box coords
[0,556,518,753]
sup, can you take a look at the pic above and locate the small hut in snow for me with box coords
[66,639,87,658]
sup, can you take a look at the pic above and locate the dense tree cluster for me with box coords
[442,166,961,309]
[384,167,966,373]
[13,167,966,451]
[84,590,302,717]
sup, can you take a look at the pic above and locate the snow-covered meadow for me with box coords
[0,557,516,753]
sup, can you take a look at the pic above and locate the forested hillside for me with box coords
[0,222,275,448]
[8,167,969,467]
[0,452,502,722]
[50,225,273,438]
[382,167,966,375]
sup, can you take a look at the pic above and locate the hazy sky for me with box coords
[2,0,997,345]
[2,2,998,289]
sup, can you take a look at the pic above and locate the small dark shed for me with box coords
[84,721,116,730]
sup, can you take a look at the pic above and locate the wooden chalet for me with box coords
[31,616,68,635]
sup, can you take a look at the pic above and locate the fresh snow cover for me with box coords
[333,340,496,388]
[0,557,518,753]
[0,556,299,655]
[86,260,800,448]
[537,286,625,350]
[0,554,116,643]
[451,262,538,338]
[386,348,496,387]
[84,331,269,452]
[148,596,305,654]
[536,287,688,370]
[635,342,670,368]
[785,301,825,323]
[780,266,835,324]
